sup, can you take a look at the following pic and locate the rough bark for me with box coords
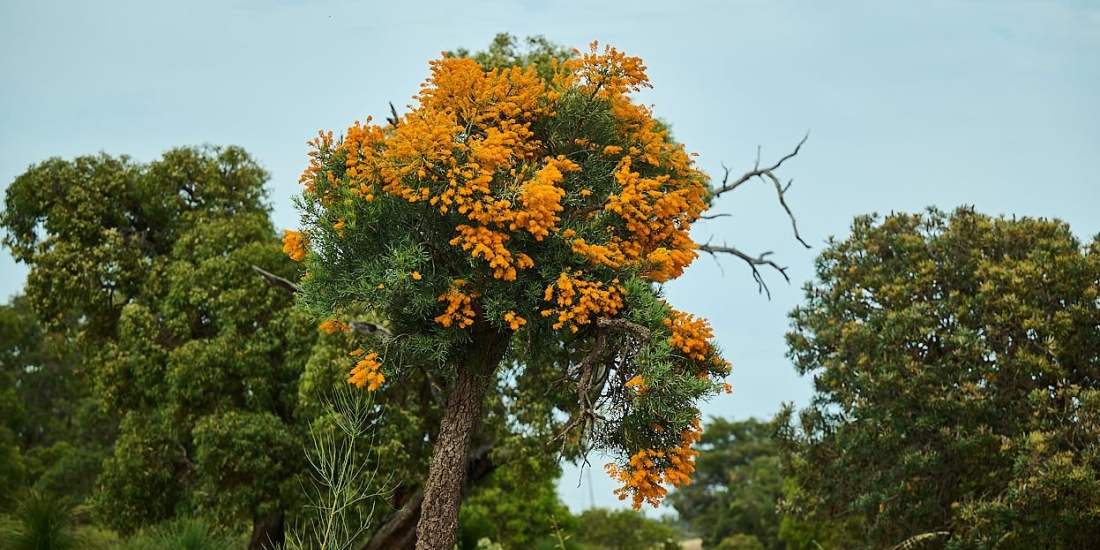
[362,444,497,550]
[414,323,509,549]
[248,510,285,550]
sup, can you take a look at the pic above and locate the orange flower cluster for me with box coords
[449,224,534,281]
[434,280,478,328]
[663,310,714,361]
[606,418,702,509]
[319,318,349,334]
[510,157,580,240]
[540,272,624,332]
[503,311,526,331]
[348,349,384,391]
[579,156,706,282]
[300,130,334,196]
[563,46,708,282]
[625,374,647,393]
[564,41,651,99]
[283,230,307,262]
[333,57,562,281]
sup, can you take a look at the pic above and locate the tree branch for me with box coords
[251,264,300,293]
[697,241,790,299]
[710,133,811,248]
[595,317,651,339]
[552,331,609,452]
[386,101,400,127]
[349,321,393,339]
[251,264,393,338]
[713,133,808,197]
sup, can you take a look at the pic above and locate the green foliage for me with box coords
[780,208,1100,548]
[0,492,80,550]
[714,534,765,550]
[571,508,680,550]
[0,295,109,511]
[1,147,318,543]
[117,517,240,550]
[285,388,389,550]
[448,33,573,81]
[1,147,268,339]
[667,418,783,549]
[192,411,303,522]
[458,454,574,549]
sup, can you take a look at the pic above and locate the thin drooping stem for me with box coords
[414,323,509,549]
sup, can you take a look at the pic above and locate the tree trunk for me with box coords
[363,444,498,550]
[249,510,284,550]
[414,324,508,549]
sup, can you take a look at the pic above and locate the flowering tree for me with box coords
[288,37,807,548]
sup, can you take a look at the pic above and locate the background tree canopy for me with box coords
[1,146,319,548]
[779,208,1100,549]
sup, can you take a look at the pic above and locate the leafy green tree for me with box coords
[2,147,317,549]
[458,453,573,549]
[289,33,805,548]
[572,508,680,550]
[713,534,764,550]
[780,208,1100,548]
[0,298,32,508]
[0,295,109,509]
[667,418,783,549]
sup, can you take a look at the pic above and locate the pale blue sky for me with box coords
[2,0,1098,514]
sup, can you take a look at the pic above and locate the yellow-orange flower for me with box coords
[434,280,478,329]
[319,318,349,334]
[283,230,307,261]
[663,310,714,362]
[503,311,527,331]
[348,351,384,391]
[540,272,624,333]
[607,418,702,509]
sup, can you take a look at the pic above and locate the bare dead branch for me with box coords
[251,264,300,293]
[764,172,811,249]
[710,134,811,248]
[386,101,400,127]
[697,242,791,299]
[713,133,808,197]
[699,212,731,220]
[553,331,609,450]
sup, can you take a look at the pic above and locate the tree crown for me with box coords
[291,38,733,507]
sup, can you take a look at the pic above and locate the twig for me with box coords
[386,102,400,127]
[711,134,811,248]
[350,321,393,339]
[697,241,790,299]
[251,264,300,293]
[251,264,393,338]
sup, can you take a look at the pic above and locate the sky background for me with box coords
[2,0,1098,515]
